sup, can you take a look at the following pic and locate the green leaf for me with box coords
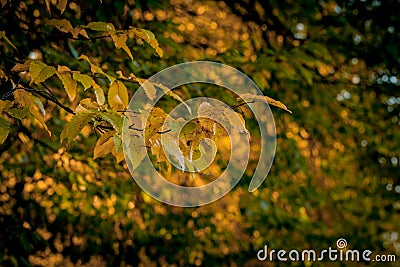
[0,116,10,144]
[84,22,115,32]
[47,19,73,33]
[29,60,56,85]
[73,73,94,90]
[61,111,97,143]
[97,111,124,134]
[7,107,30,119]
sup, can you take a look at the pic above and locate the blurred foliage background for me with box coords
[0,0,399,266]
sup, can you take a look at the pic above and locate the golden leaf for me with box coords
[93,131,115,159]
[29,60,56,85]
[108,80,129,110]
[111,33,133,60]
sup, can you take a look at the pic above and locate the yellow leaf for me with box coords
[58,0,68,14]
[239,93,292,113]
[144,107,168,141]
[111,33,133,60]
[47,19,73,33]
[0,100,12,112]
[13,89,32,106]
[130,27,163,57]
[70,27,89,39]
[84,22,115,32]
[73,73,94,90]
[57,65,70,73]
[30,107,51,136]
[136,78,157,101]
[57,67,77,101]
[78,55,115,82]
[78,98,99,110]
[108,80,129,110]
[93,131,115,159]
[14,89,51,136]
[29,60,56,85]
[92,82,105,105]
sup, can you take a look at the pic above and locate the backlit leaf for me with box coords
[130,27,163,57]
[93,83,105,106]
[144,107,168,141]
[61,111,97,143]
[239,93,292,113]
[57,66,77,101]
[108,80,128,110]
[29,60,56,85]
[111,33,133,60]
[84,22,115,32]
[73,73,94,90]
[93,131,115,159]
[78,55,115,82]
[97,111,124,134]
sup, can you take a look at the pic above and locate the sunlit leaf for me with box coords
[93,83,105,106]
[144,107,168,141]
[78,55,115,82]
[108,80,128,110]
[84,22,115,32]
[73,73,94,90]
[97,111,124,134]
[29,60,56,85]
[239,93,292,113]
[130,27,163,57]
[93,131,115,159]
[111,33,133,60]
[61,111,97,143]
[57,66,77,101]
